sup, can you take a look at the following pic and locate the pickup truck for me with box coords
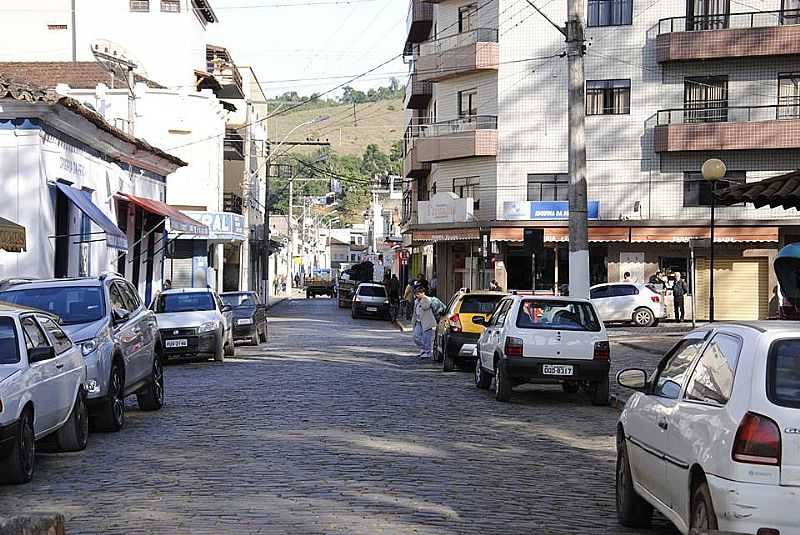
[305,276,335,299]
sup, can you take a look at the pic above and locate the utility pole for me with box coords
[353,102,358,127]
[263,143,270,304]
[288,176,294,289]
[70,0,77,62]
[240,103,252,292]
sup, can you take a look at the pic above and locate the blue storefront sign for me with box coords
[503,201,600,221]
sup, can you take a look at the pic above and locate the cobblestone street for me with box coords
[1,297,680,535]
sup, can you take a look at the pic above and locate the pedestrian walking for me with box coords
[673,271,688,322]
[388,274,401,320]
[402,280,414,320]
[429,273,438,298]
[412,285,436,359]
[294,274,300,288]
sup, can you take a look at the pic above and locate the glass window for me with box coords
[0,286,106,326]
[37,316,72,354]
[21,316,49,351]
[154,292,216,313]
[454,176,480,211]
[653,338,706,399]
[109,283,128,313]
[778,73,800,119]
[459,295,504,314]
[588,0,633,26]
[527,174,569,202]
[358,286,386,298]
[768,339,800,408]
[130,0,150,12]
[161,0,180,12]
[515,299,602,332]
[220,292,259,307]
[458,3,478,32]
[684,77,728,123]
[686,0,730,30]
[590,285,611,299]
[684,170,745,207]
[458,88,478,117]
[611,285,639,297]
[116,282,141,313]
[782,0,800,24]
[490,300,512,326]
[587,80,631,115]
[686,333,741,404]
[0,317,20,364]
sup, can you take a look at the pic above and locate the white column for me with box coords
[215,243,224,292]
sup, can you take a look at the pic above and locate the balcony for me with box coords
[656,10,800,63]
[224,127,244,160]
[223,192,243,215]
[654,104,800,152]
[416,28,499,82]
[406,0,433,45]
[403,125,431,178]
[206,45,245,99]
[405,73,433,110]
[415,115,498,162]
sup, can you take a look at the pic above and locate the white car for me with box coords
[0,306,88,484]
[590,283,667,327]
[151,289,234,362]
[473,295,610,405]
[616,322,800,534]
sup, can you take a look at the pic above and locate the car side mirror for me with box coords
[112,307,131,324]
[472,316,486,326]
[221,305,232,313]
[617,368,648,391]
[29,346,56,363]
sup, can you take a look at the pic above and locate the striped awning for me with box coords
[413,228,480,242]
[0,216,26,252]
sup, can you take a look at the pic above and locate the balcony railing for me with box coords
[224,192,244,215]
[406,0,434,44]
[405,73,433,109]
[419,115,498,137]
[657,9,800,34]
[419,28,498,56]
[656,104,800,125]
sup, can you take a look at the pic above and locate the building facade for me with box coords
[402,0,800,320]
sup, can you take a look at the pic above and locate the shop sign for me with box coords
[418,192,474,225]
[413,229,480,242]
[502,201,600,221]
[182,211,247,242]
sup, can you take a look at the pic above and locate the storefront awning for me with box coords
[490,228,524,242]
[0,217,26,252]
[116,193,208,236]
[413,228,480,242]
[542,227,630,243]
[56,183,128,250]
[630,226,779,243]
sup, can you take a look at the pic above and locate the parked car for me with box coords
[590,283,667,327]
[351,283,390,320]
[152,288,234,362]
[0,306,88,484]
[433,289,506,372]
[615,322,800,535]
[473,295,610,405]
[0,274,164,432]
[220,291,267,346]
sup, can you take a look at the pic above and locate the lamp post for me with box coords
[701,158,726,322]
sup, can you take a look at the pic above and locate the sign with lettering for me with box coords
[182,211,247,242]
[502,201,600,221]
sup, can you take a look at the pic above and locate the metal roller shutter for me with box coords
[694,257,769,320]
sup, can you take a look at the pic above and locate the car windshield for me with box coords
[0,286,105,325]
[516,300,602,332]
[460,295,503,314]
[359,286,386,297]
[0,317,20,364]
[769,339,800,407]
[155,293,215,313]
[221,293,257,308]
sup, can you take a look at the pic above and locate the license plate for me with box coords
[366,307,377,312]
[543,364,574,376]
[237,319,253,326]
[166,339,188,348]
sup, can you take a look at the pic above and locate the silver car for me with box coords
[590,283,667,327]
[351,283,390,320]
[0,274,164,432]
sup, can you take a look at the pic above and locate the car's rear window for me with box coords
[155,293,215,313]
[459,295,503,314]
[768,339,800,408]
[359,286,386,297]
[515,300,601,332]
[0,317,20,364]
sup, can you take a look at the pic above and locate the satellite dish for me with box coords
[90,39,149,82]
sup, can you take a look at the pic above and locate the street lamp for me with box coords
[701,158,726,322]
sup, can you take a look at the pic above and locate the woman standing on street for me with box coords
[412,285,436,359]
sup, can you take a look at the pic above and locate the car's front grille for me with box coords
[161,327,198,337]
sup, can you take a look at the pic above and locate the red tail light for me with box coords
[505,336,524,358]
[449,314,462,333]
[733,412,781,466]
[650,295,660,303]
[593,341,610,361]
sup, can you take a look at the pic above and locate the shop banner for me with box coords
[503,201,600,221]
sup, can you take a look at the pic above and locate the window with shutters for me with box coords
[130,0,150,12]
[161,0,181,12]
[586,80,630,115]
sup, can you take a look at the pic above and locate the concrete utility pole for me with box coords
[71,0,77,62]
[240,103,252,292]
[288,176,294,288]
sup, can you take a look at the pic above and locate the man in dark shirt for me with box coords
[672,271,688,322]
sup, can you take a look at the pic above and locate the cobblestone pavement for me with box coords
[1,298,680,535]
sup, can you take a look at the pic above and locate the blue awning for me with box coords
[56,183,128,250]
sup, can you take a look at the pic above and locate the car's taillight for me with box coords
[505,336,524,358]
[593,341,610,361]
[650,295,660,303]
[449,313,462,333]
[733,412,781,466]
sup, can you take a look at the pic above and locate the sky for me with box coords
[206,0,409,98]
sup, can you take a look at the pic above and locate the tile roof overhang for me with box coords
[0,62,165,90]
[718,171,800,210]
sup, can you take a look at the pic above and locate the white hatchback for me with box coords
[590,283,667,327]
[0,306,88,484]
[616,322,800,534]
[474,295,610,405]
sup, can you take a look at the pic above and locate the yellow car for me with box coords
[432,290,507,372]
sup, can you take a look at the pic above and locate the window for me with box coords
[0,287,105,326]
[38,316,73,354]
[527,174,569,202]
[778,73,800,119]
[109,283,129,314]
[516,300,602,331]
[767,339,800,408]
[418,175,429,202]
[154,292,215,313]
[653,338,706,399]
[116,282,141,313]
[782,0,800,24]
[459,295,504,314]
[358,286,387,298]
[458,88,478,117]
[21,317,49,351]
[161,0,181,12]
[0,317,20,364]
[684,77,728,123]
[458,4,478,32]
[686,333,741,404]
[587,0,632,26]
[590,285,611,299]
[47,24,68,30]
[684,171,745,207]
[610,285,639,297]
[586,80,630,115]
[130,0,150,12]
[686,0,729,30]
[489,299,513,327]
[454,176,480,211]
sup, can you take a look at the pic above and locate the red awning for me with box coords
[116,193,208,236]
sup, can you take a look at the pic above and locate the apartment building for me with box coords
[402,0,800,320]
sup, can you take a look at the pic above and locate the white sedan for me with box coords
[590,283,667,327]
[0,306,88,484]
[615,321,800,534]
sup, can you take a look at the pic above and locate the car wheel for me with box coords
[0,408,35,484]
[137,356,165,411]
[590,376,610,406]
[94,362,125,432]
[442,347,456,372]
[690,481,719,531]
[494,360,512,402]
[632,307,655,327]
[56,390,89,452]
[214,334,225,363]
[224,332,235,356]
[475,356,492,390]
[616,437,653,527]
[562,381,579,394]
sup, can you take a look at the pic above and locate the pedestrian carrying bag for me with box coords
[430,296,446,319]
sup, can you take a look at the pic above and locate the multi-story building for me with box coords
[402,0,800,320]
